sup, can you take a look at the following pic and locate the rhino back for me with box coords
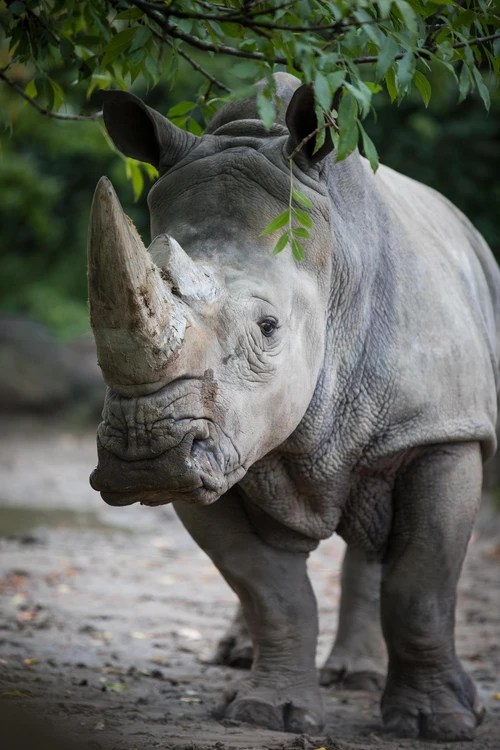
[370,163,500,459]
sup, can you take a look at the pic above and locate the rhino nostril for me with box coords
[190,438,219,474]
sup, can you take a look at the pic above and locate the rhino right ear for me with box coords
[285,83,334,168]
[101,91,199,172]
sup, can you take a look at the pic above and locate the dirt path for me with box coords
[1,416,499,750]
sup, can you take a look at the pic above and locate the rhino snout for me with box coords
[90,420,243,508]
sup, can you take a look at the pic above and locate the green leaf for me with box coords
[337,92,359,161]
[125,159,144,202]
[186,118,203,136]
[48,78,64,111]
[293,208,313,228]
[292,226,310,239]
[413,71,431,107]
[458,63,472,103]
[290,237,306,260]
[385,68,398,103]
[114,8,143,21]
[102,28,135,66]
[167,101,195,118]
[272,233,289,255]
[292,187,314,209]
[344,81,372,118]
[291,237,305,261]
[24,79,37,98]
[129,26,150,53]
[396,51,416,95]
[327,70,346,92]
[365,82,383,94]
[358,121,379,172]
[314,71,332,112]
[472,66,491,110]
[261,210,290,236]
[256,88,276,130]
[232,61,259,79]
[395,0,418,33]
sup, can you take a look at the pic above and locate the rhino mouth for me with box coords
[90,434,246,507]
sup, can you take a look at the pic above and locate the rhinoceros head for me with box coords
[88,73,334,507]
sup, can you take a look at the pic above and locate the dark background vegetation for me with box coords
[0,62,498,340]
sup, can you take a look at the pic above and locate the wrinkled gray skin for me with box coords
[88,73,500,741]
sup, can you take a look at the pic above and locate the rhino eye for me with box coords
[258,317,278,337]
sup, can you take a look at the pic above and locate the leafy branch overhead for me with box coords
[1,0,498,254]
[2,1,499,141]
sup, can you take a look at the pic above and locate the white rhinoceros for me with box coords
[88,73,499,741]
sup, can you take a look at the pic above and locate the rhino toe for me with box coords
[225,698,284,730]
[217,674,324,733]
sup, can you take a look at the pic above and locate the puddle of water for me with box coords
[0,506,129,536]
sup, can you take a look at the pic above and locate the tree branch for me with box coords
[0,71,102,122]
[352,31,500,64]
[130,0,288,64]
[147,25,230,92]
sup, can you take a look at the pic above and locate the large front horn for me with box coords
[88,177,186,394]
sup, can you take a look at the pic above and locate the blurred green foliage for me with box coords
[0,84,164,339]
[0,66,498,339]
[366,70,499,259]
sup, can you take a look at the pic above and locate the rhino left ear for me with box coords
[285,84,334,167]
[101,90,199,172]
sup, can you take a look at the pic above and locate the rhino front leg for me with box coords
[320,545,386,690]
[381,442,484,741]
[174,491,324,733]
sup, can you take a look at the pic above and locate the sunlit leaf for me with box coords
[293,208,313,228]
[261,210,290,236]
[292,187,314,209]
[272,233,289,255]
[291,236,305,261]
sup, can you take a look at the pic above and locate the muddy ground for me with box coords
[0,415,499,750]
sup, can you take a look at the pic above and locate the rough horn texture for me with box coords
[149,235,221,304]
[88,176,186,394]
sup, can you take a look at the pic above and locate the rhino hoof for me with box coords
[224,698,323,733]
[383,708,482,741]
[225,698,283,730]
[319,666,385,691]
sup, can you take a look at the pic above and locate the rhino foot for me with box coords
[217,674,324,733]
[211,607,253,669]
[382,665,484,741]
[212,636,253,669]
[319,654,385,691]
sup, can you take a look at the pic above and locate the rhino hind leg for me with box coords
[174,490,324,733]
[320,545,386,691]
[381,442,484,741]
[211,605,253,669]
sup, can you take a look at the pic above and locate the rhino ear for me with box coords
[101,91,199,172]
[285,83,334,167]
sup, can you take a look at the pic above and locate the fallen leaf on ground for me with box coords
[106,681,128,693]
[1,690,30,698]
